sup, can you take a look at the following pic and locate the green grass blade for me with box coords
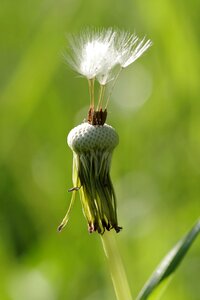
[136,219,200,300]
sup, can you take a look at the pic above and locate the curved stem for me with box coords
[57,190,76,232]
[101,231,133,300]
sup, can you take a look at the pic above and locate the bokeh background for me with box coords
[0,0,200,299]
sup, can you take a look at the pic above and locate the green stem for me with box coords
[101,231,133,300]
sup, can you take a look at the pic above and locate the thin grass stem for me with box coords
[101,231,133,300]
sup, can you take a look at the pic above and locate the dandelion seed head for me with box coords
[66,27,152,88]
[59,27,152,234]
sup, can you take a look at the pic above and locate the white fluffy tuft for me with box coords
[66,28,152,85]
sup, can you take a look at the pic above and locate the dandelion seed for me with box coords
[118,35,153,68]
[59,27,152,234]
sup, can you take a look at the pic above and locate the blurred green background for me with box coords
[0,0,200,299]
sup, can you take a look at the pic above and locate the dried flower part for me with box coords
[59,122,121,234]
[87,108,107,125]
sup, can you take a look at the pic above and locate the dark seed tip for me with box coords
[115,226,123,233]
[57,225,63,232]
